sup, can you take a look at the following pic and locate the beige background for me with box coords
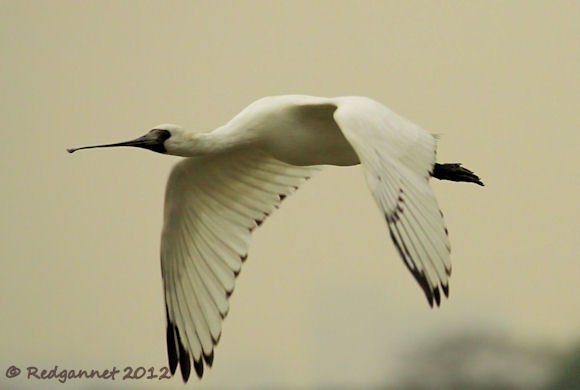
[1,1,578,388]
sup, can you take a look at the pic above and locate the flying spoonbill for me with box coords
[68,95,483,382]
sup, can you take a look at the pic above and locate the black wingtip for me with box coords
[165,308,178,376]
[442,283,450,298]
[175,327,191,382]
[426,290,434,308]
[433,286,441,306]
[193,357,204,378]
[203,350,215,367]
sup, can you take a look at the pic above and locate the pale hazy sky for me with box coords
[1,1,578,389]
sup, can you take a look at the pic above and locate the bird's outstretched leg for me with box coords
[432,163,484,186]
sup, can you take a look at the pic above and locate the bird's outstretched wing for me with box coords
[160,151,318,382]
[332,97,452,307]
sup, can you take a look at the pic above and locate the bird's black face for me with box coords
[67,128,172,154]
[142,129,172,153]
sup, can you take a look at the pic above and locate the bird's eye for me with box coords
[150,129,172,142]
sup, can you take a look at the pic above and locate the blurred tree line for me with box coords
[390,331,580,390]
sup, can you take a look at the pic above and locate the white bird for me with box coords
[68,95,483,382]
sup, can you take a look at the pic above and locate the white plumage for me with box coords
[68,95,483,382]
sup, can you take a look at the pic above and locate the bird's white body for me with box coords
[216,95,360,166]
[68,95,482,382]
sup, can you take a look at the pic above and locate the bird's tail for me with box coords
[432,163,484,186]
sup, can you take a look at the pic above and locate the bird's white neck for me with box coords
[167,127,257,158]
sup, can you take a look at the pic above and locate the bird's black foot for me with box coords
[432,163,484,186]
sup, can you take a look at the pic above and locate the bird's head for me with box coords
[67,124,198,156]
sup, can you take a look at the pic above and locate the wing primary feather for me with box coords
[194,196,249,253]
[211,172,278,216]
[165,306,179,375]
[221,167,281,202]
[173,257,205,358]
[393,214,443,306]
[204,172,268,219]
[397,179,450,254]
[191,228,236,296]
[200,208,249,257]
[164,254,200,378]
[388,222,434,307]
[442,283,450,297]
[176,238,215,355]
[177,232,224,344]
[196,183,255,229]
[193,216,241,277]
[385,216,415,272]
[397,184,442,238]
[193,357,204,378]
[400,178,451,253]
[255,210,271,227]
[165,238,204,378]
[201,180,260,225]
[175,325,191,382]
[203,350,215,367]
[394,216,439,287]
[180,213,233,316]
[186,204,242,269]
[229,163,295,195]
[395,195,445,284]
[398,189,451,276]
[186,239,230,319]
[182,213,234,296]
[433,286,441,306]
[188,179,262,273]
